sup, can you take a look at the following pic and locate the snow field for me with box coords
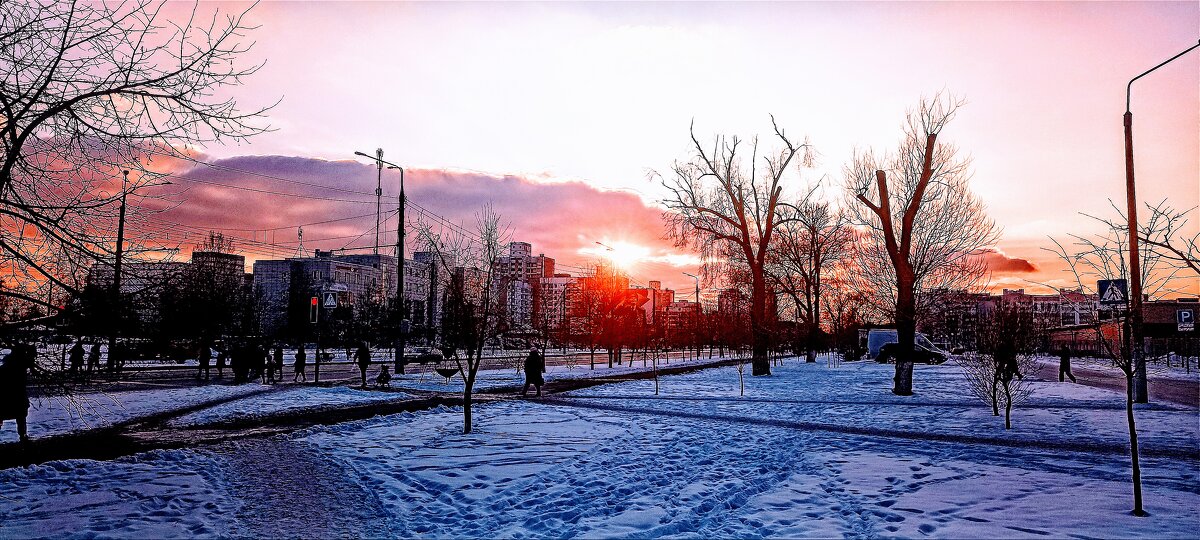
[0,450,233,538]
[1,355,1197,538]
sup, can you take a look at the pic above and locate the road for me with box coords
[1029,360,1198,408]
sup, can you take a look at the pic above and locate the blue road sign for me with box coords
[1098,279,1128,306]
[1179,309,1195,332]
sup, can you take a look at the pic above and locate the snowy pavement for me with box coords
[1,356,1197,538]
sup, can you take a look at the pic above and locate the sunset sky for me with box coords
[137,1,1199,298]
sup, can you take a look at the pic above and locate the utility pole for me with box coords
[684,272,700,361]
[354,150,407,373]
[373,148,383,255]
[108,169,129,375]
[1124,39,1200,404]
[391,164,406,374]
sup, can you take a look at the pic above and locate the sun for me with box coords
[592,240,652,270]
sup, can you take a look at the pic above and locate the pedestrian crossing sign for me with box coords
[323,292,337,308]
[1098,279,1127,306]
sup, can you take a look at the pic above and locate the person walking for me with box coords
[0,344,37,444]
[197,342,212,381]
[262,343,275,384]
[522,348,546,397]
[86,341,102,373]
[215,345,227,378]
[293,345,308,382]
[1059,346,1077,383]
[273,345,285,381]
[355,342,372,388]
[68,341,85,375]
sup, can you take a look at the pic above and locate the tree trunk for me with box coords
[893,273,916,395]
[1125,373,1147,516]
[463,355,475,434]
[751,270,771,376]
[1003,381,1013,429]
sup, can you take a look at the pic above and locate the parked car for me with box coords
[866,329,950,364]
[876,342,948,365]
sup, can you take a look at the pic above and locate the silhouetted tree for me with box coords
[845,95,997,395]
[0,0,271,332]
[660,117,813,376]
[771,182,854,362]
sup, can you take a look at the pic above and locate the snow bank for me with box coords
[167,386,414,428]
[0,385,266,443]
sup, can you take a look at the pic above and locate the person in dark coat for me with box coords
[197,342,212,381]
[293,345,308,382]
[997,343,1023,384]
[231,341,250,384]
[273,345,285,381]
[215,345,227,378]
[355,342,372,388]
[86,342,102,373]
[0,344,37,443]
[260,342,274,383]
[522,348,546,397]
[68,341,85,375]
[1059,346,1077,382]
[375,365,392,387]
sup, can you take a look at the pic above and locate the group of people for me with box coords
[192,340,313,384]
[64,340,134,377]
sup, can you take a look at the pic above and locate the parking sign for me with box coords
[1179,309,1195,332]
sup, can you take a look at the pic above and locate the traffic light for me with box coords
[309,296,319,324]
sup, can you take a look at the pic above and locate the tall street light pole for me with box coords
[683,272,700,359]
[1123,39,1200,404]
[355,150,407,373]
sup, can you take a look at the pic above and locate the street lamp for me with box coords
[354,150,407,373]
[683,272,700,359]
[1123,39,1200,405]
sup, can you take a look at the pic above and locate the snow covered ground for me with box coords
[1,356,1197,538]
[167,386,414,428]
[0,385,266,443]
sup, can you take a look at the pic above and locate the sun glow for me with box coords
[586,240,653,270]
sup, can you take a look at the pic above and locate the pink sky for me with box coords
[142,1,1199,297]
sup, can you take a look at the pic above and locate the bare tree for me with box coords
[771,182,854,362]
[1096,200,1199,278]
[0,0,271,329]
[1045,201,1196,516]
[660,117,813,376]
[956,304,1037,429]
[415,206,509,434]
[845,95,998,395]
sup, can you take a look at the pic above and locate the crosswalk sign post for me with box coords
[1098,279,1128,307]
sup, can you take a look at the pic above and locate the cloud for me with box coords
[142,154,695,287]
[977,248,1038,274]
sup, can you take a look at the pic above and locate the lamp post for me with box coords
[683,272,700,360]
[1123,39,1200,404]
[354,150,407,373]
